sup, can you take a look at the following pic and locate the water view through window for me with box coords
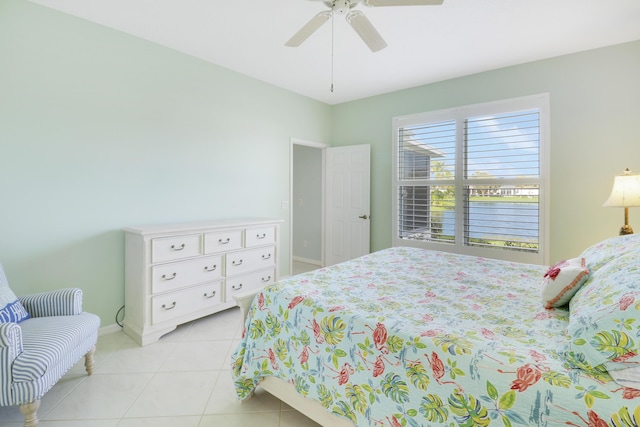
[439,200,538,248]
[400,191,539,251]
[394,95,548,262]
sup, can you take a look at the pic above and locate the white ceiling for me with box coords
[28,0,640,105]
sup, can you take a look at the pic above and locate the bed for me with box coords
[231,234,640,426]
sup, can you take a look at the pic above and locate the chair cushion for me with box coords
[0,264,30,323]
[12,313,100,382]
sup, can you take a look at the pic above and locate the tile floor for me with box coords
[291,260,321,276]
[0,262,321,427]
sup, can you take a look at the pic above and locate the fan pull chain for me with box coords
[330,11,334,93]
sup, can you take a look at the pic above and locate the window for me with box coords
[392,94,549,265]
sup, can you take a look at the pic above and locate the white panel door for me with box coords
[325,144,371,266]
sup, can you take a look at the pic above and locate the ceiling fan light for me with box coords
[333,0,352,15]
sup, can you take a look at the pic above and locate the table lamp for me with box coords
[603,168,640,235]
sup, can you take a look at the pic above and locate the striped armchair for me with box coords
[0,267,100,427]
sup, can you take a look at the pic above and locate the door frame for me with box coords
[289,138,329,276]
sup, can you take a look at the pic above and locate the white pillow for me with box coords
[541,257,589,309]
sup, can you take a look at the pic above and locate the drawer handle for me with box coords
[162,272,177,280]
[171,244,185,251]
[204,290,217,299]
[232,259,243,267]
[262,254,272,260]
[162,301,177,310]
[232,283,243,291]
[262,275,271,283]
[256,233,266,239]
[204,264,217,272]
[218,238,230,245]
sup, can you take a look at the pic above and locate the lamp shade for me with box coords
[603,169,640,208]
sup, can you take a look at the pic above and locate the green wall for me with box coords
[0,0,332,325]
[332,40,640,263]
[2,0,639,328]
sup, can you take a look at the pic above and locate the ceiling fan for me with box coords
[285,0,444,53]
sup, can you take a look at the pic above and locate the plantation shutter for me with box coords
[392,94,548,264]
[463,110,540,252]
[397,120,456,244]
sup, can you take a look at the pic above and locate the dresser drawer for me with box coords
[151,234,202,263]
[245,226,276,247]
[151,255,222,294]
[226,268,275,301]
[151,281,223,325]
[204,229,243,254]
[124,218,281,346]
[225,246,275,277]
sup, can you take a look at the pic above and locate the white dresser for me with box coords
[123,218,282,346]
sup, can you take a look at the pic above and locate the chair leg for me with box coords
[19,400,40,427]
[84,345,96,375]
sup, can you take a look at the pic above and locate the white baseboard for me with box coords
[99,323,122,336]
[292,256,322,266]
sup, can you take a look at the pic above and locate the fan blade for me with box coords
[346,10,387,52]
[363,0,444,6]
[285,11,332,47]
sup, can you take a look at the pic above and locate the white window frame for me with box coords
[392,94,550,265]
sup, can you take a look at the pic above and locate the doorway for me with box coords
[290,138,327,276]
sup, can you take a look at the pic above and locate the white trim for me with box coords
[98,323,122,336]
[392,93,550,265]
[292,256,323,266]
[291,138,329,149]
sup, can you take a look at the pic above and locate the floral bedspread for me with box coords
[231,247,640,427]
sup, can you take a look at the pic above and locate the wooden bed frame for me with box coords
[234,292,353,427]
